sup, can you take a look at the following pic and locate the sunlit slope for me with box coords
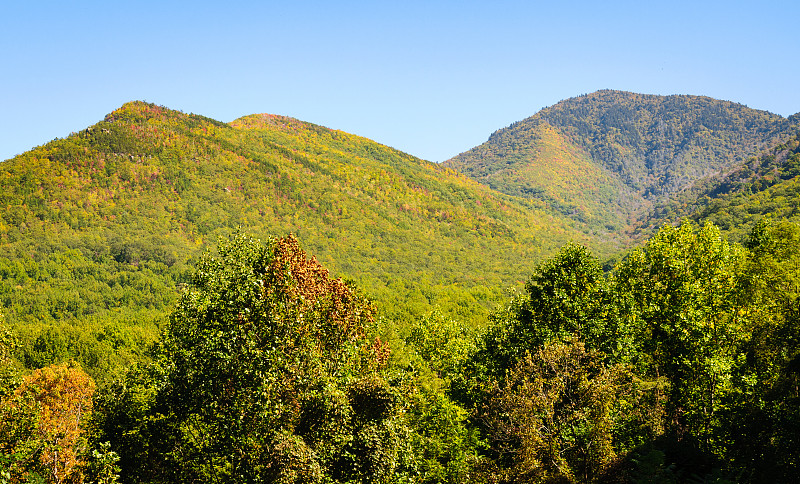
[0,102,596,339]
[444,121,633,235]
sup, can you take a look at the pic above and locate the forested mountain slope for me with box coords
[643,122,800,241]
[3,97,800,484]
[0,101,599,378]
[444,90,795,234]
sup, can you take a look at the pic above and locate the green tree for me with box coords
[614,222,745,448]
[95,233,413,483]
[456,243,623,406]
[476,338,653,483]
[406,309,475,385]
[405,387,481,484]
[0,314,19,399]
[712,220,800,481]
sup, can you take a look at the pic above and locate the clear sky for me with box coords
[2,0,799,162]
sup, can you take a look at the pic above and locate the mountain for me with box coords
[645,122,800,241]
[5,96,800,484]
[5,93,800,379]
[443,90,795,234]
[0,101,604,377]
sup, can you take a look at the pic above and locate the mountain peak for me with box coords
[103,101,185,124]
[229,113,307,131]
[445,91,795,234]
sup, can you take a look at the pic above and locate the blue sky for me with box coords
[2,1,799,162]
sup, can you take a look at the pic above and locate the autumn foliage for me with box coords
[1,362,95,483]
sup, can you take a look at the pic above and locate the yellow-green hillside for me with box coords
[0,101,600,378]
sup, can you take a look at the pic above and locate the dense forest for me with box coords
[444,90,797,234]
[3,222,799,482]
[0,101,605,382]
[643,129,800,241]
[2,93,800,482]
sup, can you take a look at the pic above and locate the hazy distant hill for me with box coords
[0,101,608,375]
[444,90,794,233]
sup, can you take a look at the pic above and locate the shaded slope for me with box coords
[645,123,800,242]
[443,120,633,234]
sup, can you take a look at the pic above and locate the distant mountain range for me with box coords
[2,92,800,377]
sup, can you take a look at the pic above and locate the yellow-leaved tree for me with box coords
[1,361,95,483]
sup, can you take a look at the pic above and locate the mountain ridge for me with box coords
[4,96,800,484]
[3,93,800,379]
[444,89,796,235]
[0,101,608,379]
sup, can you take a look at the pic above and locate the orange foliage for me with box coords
[13,362,95,484]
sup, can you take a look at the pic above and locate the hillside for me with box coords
[444,90,794,234]
[644,122,800,241]
[0,101,602,377]
[3,97,800,484]
[4,94,800,379]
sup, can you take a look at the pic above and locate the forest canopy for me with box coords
[2,221,799,483]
